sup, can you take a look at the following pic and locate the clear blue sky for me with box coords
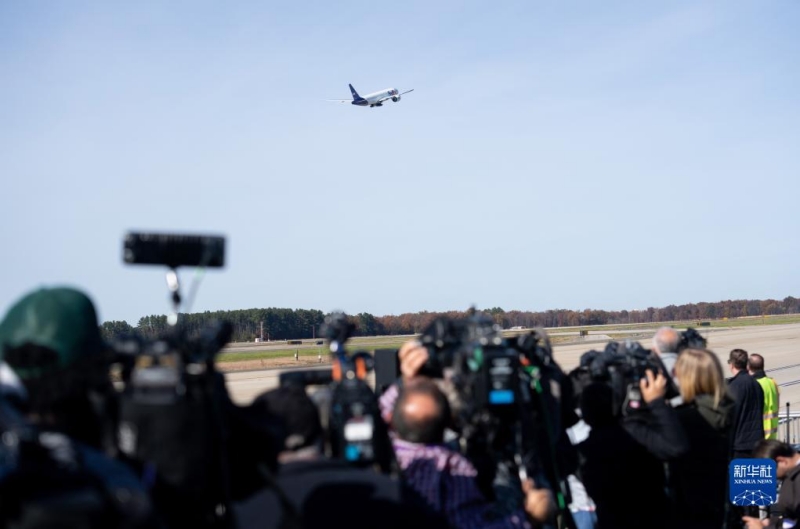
[1,1,798,325]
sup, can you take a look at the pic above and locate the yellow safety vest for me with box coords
[756,376,779,440]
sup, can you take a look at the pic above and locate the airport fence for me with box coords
[778,410,800,445]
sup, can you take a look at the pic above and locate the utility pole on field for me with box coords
[260,321,264,342]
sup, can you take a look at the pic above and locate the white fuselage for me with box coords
[357,88,400,107]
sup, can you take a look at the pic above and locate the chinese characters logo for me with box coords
[729,459,777,506]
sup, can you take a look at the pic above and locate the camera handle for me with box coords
[165,268,182,326]
[514,435,528,484]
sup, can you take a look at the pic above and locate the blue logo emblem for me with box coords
[489,389,515,405]
[729,459,777,506]
[345,444,361,461]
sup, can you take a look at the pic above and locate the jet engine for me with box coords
[392,95,401,102]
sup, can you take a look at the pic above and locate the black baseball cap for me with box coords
[253,386,322,451]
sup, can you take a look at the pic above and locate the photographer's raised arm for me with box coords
[379,340,429,423]
[399,340,429,382]
[623,371,689,460]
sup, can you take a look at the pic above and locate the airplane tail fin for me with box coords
[349,84,361,101]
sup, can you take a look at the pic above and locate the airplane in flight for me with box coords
[328,84,414,108]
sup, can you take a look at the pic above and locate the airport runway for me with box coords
[225,323,800,412]
[224,342,326,354]
[225,367,304,404]
[220,329,702,355]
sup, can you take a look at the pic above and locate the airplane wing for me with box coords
[377,89,414,103]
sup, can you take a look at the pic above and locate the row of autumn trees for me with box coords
[99,296,800,343]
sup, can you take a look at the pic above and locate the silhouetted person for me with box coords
[578,370,687,529]
[670,349,735,529]
[742,441,800,529]
[0,287,157,528]
[726,349,764,458]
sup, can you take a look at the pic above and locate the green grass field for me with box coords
[217,348,329,363]
[217,339,409,364]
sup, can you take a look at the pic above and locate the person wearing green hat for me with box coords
[0,287,159,528]
[0,286,112,448]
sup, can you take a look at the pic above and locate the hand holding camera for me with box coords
[397,340,428,383]
[639,369,668,404]
[522,478,556,524]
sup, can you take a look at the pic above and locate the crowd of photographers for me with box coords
[0,286,797,529]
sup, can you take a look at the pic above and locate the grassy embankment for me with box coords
[217,336,409,364]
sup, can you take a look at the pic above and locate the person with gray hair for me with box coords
[652,327,680,376]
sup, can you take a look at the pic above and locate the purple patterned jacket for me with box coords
[380,384,531,529]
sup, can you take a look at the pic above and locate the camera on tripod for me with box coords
[114,231,231,414]
[112,321,232,405]
[415,310,579,526]
[418,310,561,425]
[418,311,522,421]
[111,231,240,528]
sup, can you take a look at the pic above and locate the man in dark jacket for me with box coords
[727,349,765,458]
[743,440,800,529]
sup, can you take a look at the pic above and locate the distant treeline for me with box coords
[101,308,326,343]
[100,296,800,343]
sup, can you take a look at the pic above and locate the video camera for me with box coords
[417,310,579,528]
[418,310,569,435]
[677,327,707,352]
[110,231,279,529]
[419,311,520,424]
[110,322,241,528]
[571,339,680,417]
[112,321,231,404]
[279,312,395,474]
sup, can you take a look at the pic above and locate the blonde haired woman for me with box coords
[671,348,735,529]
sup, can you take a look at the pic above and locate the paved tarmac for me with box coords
[225,324,800,413]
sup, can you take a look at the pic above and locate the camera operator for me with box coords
[577,367,688,529]
[0,287,158,529]
[742,440,800,529]
[380,341,555,528]
[234,385,446,529]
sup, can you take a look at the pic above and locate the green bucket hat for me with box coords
[0,287,103,380]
